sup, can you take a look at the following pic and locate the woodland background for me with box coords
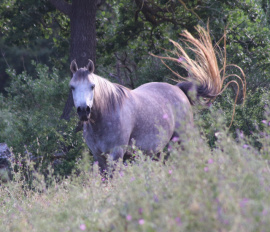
[1,1,270,231]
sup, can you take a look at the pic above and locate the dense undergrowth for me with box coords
[1,107,270,231]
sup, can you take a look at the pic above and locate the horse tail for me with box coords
[176,81,213,106]
[151,25,246,125]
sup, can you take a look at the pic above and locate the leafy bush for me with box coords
[194,85,270,150]
[0,62,86,176]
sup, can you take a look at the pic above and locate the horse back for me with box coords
[129,82,192,152]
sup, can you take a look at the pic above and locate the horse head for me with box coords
[69,59,95,122]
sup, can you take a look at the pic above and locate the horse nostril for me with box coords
[86,106,91,113]
[77,107,82,113]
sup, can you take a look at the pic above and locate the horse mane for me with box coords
[90,73,130,116]
[151,25,246,127]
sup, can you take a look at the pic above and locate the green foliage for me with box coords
[194,86,270,149]
[0,63,85,176]
[1,109,270,231]
[0,0,69,92]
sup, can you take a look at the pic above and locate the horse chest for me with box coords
[83,121,125,155]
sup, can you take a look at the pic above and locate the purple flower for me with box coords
[126,214,132,221]
[178,57,186,63]
[153,195,159,202]
[243,144,249,149]
[168,170,173,175]
[130,177,135,182]
[208,159,213,164]
[175,217,182,226]
[163,114,169,119]
[240,198,249,208]
[239,130,244,138]
[204,167,209,172]
[138,208,143,215]
[262,120,267,124]
[171,137,179,142]
[138,219,145,225]
[262,209,268,216]
[79,224,86,231]
[119,171,124,177]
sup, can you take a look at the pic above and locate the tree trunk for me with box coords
[49,0,98,120]
[70,0,97,67]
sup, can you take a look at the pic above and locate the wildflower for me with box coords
[262,209,268,216]
[178,57,186,63]
[243,144,249,149]
[79,224,86,231]
[208,159,213,164]
[215,132,221,138]
[204,167,209,172]
[138,219,144,225]
[153,195,159,202]
[130,177,135,182]
[239,130,244,138]
[126,214,132,221]
[138,208,143,215]
[163,114,169,119]
[175,217,182,226]
[171,136,179,142]
[240,198,249,208]
[168,170,173,175]
[119,171,124,177]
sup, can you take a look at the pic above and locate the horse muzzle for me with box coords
[77,106,91,121]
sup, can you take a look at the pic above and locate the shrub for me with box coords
[0,62,86,176]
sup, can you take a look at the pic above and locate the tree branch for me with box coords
[48,0,72,16]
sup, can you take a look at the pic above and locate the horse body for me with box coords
[77,75,192,171]
[130,82,192,151]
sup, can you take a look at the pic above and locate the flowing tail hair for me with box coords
[151,25,246,127]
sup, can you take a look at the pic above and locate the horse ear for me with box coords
[70,60,78,74]
[86,59,95,74]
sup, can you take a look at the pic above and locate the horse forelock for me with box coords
[73,68,90,81]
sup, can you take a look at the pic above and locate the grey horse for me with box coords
[69,26,245,173]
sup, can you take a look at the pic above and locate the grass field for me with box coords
[1,119,270,232]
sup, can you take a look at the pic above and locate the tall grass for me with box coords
[1,109,270,232]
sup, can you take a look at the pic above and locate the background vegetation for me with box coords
[1,0,270,230]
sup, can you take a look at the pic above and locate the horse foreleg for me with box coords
[107,146,125,177]
[94,155,108,175]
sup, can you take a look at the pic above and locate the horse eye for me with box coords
[70,85,75,91]
[91,84,95,90]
